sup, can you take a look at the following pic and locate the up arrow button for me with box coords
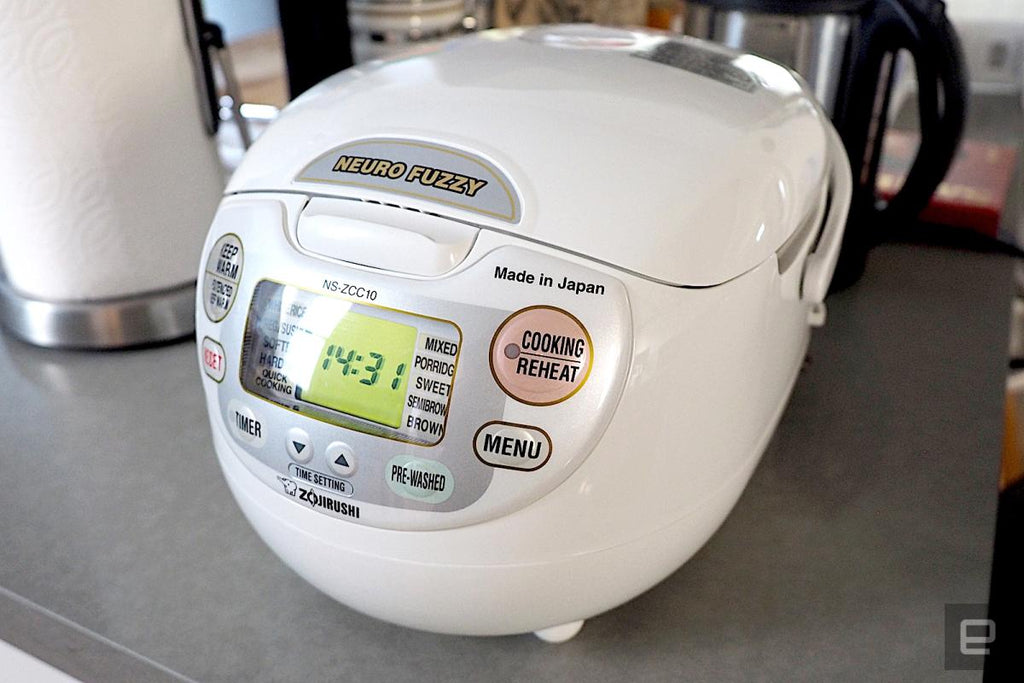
[286,428,313,464]
[327,442,357,477]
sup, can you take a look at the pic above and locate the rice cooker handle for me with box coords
[802,125,854,311]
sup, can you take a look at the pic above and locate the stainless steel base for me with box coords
[0,275,196,349]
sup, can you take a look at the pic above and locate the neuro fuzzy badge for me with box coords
[332,155,488,198]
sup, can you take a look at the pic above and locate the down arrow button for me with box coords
[286,427,313,464]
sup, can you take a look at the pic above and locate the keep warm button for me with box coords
[386,455,454,505]
[474,422,552,472]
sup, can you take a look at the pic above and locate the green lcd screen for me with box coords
[299,311,417,428]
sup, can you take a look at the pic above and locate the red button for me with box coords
[489,306,592,405]
[201,337,226,382]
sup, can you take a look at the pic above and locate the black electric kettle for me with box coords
[682,0,967,286]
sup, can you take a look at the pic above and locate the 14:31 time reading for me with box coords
[320,344,407,391]
[299,310,418,428]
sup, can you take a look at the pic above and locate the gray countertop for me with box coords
[0,242,1012,682]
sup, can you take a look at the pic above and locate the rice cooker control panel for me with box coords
[198,194,632,530]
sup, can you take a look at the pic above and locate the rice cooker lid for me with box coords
[228,25,833,287]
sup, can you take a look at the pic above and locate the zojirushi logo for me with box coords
[297,485,360,519]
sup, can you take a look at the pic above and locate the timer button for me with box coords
[326,442,356,477]
[286,427,313,464]
[227,400,266,448]
[489,306,593,405]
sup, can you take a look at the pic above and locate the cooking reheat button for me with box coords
[474,422,552,471]
[490,306,592,405]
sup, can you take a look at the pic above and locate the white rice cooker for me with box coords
[197,25,852,642]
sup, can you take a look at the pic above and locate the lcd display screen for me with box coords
[239,280,459,443]
[297,312,417,428]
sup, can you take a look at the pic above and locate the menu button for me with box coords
[473,422,552,472]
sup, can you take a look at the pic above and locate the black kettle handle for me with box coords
[837,0,967,225]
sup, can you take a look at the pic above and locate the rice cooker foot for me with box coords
[533,620,585,643]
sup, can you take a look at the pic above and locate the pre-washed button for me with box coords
[473,421,552,472]
[326,442,356,477]
[490,305,593,405]
[227,399,266,447]
[286,427,313,464]
[386,455,453,504]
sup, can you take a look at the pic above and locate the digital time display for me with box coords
[298,312,417,428]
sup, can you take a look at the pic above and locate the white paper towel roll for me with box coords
[0,0,225,301]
